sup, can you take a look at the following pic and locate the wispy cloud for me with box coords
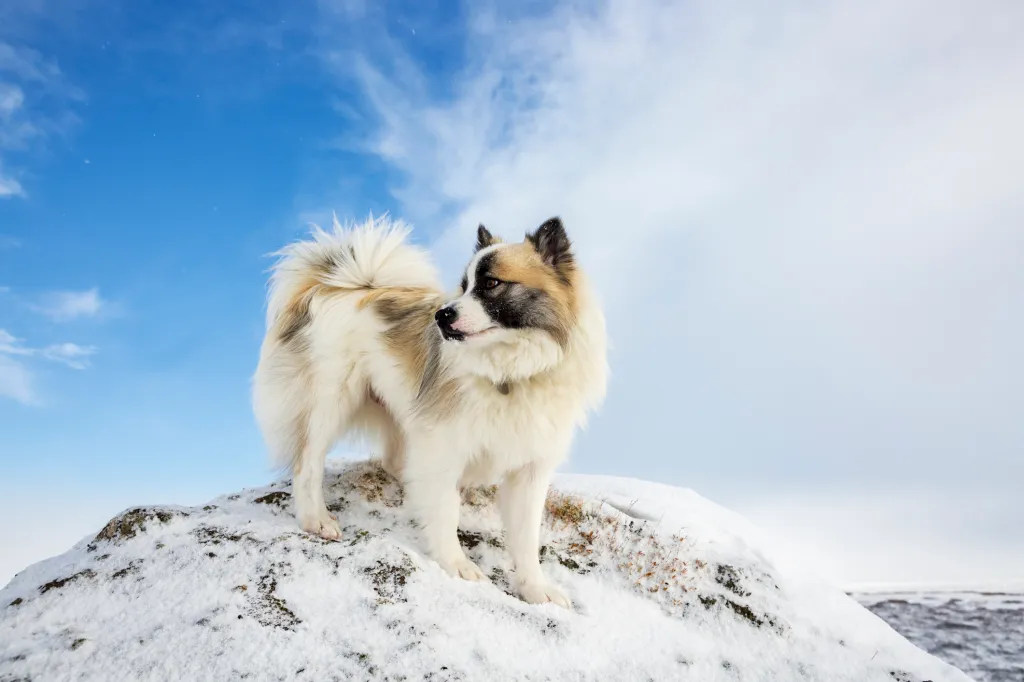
[29,287,106,322]
[337,0,1024,474]
[0,81,23,116]
[0,169,23,197]
[329,0,1024,584]
[0,40,82,198]
[0,329,97,368]
[0,235,21,249]
[38,342,96,369]
[0,353,37,405]
[0,328,97,405]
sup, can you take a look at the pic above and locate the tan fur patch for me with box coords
[366,289,441,376]
[276,276,320,345]
[369,289,461,416]
[356,287,437,311]
[491,243,579,347]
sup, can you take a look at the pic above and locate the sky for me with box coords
[1,0,1022,590]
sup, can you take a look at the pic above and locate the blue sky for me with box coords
[2,0,1023,589]
[0,0,441,483]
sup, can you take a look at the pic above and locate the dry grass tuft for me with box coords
[461,485,498,507]
[539,491,705,614]
[545,492,587,528]
[348,463,404,507]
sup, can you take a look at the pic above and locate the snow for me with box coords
[1,458,973,681]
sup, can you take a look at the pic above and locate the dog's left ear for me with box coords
[476,224,498,252]
[526,217,574,275]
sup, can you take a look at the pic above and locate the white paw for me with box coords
[519,581,572,609]
[438,555,487,582]
[299,511,342,541]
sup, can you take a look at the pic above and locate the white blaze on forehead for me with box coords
[462,243,505,293]
[447,243,508,334]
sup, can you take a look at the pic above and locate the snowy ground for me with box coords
[1,459,972,681]
[858,592,1024,682]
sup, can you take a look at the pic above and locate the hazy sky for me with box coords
[1,0,1022,589]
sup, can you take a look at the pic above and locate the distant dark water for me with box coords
[856,592,1024,682]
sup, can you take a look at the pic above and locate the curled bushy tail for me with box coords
[263,213,441,331]
[253,213,440,470]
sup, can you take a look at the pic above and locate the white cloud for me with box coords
[0,41,81,198]
[336,0,1024,586]
[0,329,97,367]
[0,170,23,197]
[0,328,97,405]
[31,287,105,321]
[0,42,59,82]
[0,82,23,118]
[39,342,96,369]
[0,353,37,405]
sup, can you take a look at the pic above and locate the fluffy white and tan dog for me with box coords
[252,215,607,607]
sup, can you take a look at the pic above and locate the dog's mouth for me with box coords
[440,327,466,342]
[440,326,495,342]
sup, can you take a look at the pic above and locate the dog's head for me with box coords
[434,218,578,373]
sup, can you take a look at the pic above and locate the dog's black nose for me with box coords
[434,306,458,328]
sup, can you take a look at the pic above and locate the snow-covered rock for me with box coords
[1,459,971,681]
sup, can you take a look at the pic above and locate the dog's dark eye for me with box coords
[483,277,501,290]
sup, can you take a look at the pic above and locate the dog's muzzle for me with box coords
[434,306,465,341]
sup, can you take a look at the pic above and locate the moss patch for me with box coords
[456,530,503,550]
[111,560,143,580]
[715,564,751,598]
[362,558,415,605]
[39,569,97,595]
[95,508,183,543]
[723,599,764,627]
[347,528,372,547]
[253,491,291,509]
[192,525,259,547]
[248,568,301,630]
[326,497,349,513]
[343,651,378,677]
[698,593,776,629]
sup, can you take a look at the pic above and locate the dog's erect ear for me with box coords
[476,224,497,252]
[526,217,574,277]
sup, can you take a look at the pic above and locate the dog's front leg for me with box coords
[404,452,485,582]
[499,462,571,609]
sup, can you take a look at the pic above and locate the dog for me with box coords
[252,214,608,608]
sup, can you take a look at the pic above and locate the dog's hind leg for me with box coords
[352,396,406,482]
[292,395,352,541]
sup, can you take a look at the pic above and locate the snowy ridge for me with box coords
[1,459,972,681]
